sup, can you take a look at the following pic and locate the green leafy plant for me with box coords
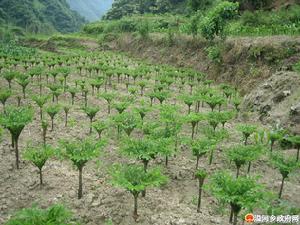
[207,171,267,225]
[0,88,12,112]
[32,95,49,120]
[286,135,300,162]
[110,164,167,221]
[4,204,76,225]
[185,112,205,139]
[45,104,61,131]
[270,153,300,198]
[236,124,257,145]
[226,144,264,177]
[200,1,239,40]
[83,106,100,134]
[0,106,33,169]
[23,144,54,185]
[99,92,116,114]
[195,168,207,213]
[60,138,106,199]
[92,120,108,139]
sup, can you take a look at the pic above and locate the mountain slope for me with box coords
[66,0,113,21]
[0,0,86,33]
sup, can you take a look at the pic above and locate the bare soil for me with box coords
[0,50,299,225]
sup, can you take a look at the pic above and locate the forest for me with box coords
[0,0,300,225]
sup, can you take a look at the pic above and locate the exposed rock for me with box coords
[243,71,300,130]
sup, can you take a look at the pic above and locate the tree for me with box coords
[0,88,12,112]
[45,104,61,131]
[195,168,207,213]
[5,204,76,225]
[270,153,300,199]
[200,1,239,40]
[0,106,33,169]
[110,164,167,221]
[188,0,213,12]
[83,106,100,134]
[60,138,106,199]
[23,144,54,185]
[207,171,267,225]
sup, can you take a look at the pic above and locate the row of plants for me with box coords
[1,48,299,225]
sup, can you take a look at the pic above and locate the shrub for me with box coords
[200,1,239,40]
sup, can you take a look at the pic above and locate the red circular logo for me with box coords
[245,214,254,223]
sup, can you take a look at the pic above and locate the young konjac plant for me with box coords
[0,88,12,112]
[286,135,300,162]
[110,164,167,221]
[23,144,54,185]
[31,95,49,120]
[5,204,77,225]
[195,168,207,213]
[45,104,61,131]
[226,144,263,177]
[207,171,267,225]
[98,92,116,114]
[236,124,257,145]
[0,106,33,169]
[270,152,300,199]
[189,137,216,169]
[60,137,106,199]
[83,106,100,134]
[92,120,108,139]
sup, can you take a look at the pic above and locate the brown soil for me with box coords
[0,48,300,225]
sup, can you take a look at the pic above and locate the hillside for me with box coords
[0,0,86,33]
[66,0,113,21]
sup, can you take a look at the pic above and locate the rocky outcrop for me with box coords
[242,71,300,133]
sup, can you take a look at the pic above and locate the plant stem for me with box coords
[279,176,285,199]
[78,166,83,199]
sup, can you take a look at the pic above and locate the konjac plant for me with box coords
[236,124,257,145]
[207,171,267,225]
[31,94,49,120]
[110,164,167,221]
[270,152,300,198]
[23,144,54,185]
[0,106,33,169]
[83,105,99,133]
[286,135,300,162]
[60,137,106,199]
[4,204,77,225]
[0,88,12,112]
[45,104,61,131]
[195,168,207,213]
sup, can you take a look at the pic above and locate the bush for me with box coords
[200,1,239,40]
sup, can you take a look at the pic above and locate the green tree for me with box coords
[200,1,239,40]
[0,106,33,169]
[110,164,167,221]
